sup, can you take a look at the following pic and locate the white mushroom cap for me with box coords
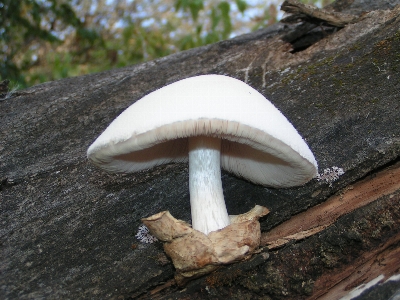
[87,74,317,188]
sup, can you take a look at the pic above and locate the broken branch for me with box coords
[281,0,365,27]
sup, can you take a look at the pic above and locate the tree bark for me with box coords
[1,0,399,299]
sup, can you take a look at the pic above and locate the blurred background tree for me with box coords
[0,0,333,88]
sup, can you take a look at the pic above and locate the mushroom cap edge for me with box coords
[87,75,318,187]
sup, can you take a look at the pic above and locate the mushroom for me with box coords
[87,74,318,235]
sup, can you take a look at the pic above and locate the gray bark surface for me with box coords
[1,0,399,299]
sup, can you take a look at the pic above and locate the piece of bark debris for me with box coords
[281,0,367,27]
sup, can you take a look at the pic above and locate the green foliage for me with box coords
[175,1,236,48]
[0,0,335,88]
[0,0,101,87]
[175,0,204,21]
[236,0,247,13]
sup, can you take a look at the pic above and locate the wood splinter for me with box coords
[281,0,366,27]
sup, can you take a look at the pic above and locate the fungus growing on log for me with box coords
[87,74,318,283]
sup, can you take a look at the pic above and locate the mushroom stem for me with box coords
[188,136,231,235]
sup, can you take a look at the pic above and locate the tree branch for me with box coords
[281,0,365,27]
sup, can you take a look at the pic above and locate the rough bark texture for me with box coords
[1,0,400,299]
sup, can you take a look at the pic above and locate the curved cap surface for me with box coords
[87,75,318,187]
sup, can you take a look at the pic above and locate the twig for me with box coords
[149,279,176,296]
